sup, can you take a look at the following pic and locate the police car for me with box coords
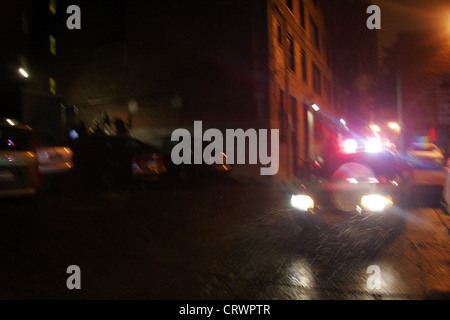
[289,127,411,224]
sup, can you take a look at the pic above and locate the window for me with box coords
[49,0,56,14]
[49,35,56,55]
[310,16,320,51]
[277,23,283,45]
[49,77,56,95]
[301,50,307,82]
[286,0,293,12]
[312,63,321,94]
[279,89,287,142]
[287,36,295,72]
[299,0,305,29]
[290,96,298,128]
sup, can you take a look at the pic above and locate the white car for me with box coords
[32,131,73,175]
[406,142,445,169]
[0,118,39,197]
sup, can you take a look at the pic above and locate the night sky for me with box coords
[372,0,450,52]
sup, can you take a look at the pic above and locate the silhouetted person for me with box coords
[103,112,110,128]
[114,118,128,136]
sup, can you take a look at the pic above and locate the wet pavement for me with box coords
[0,171,449,300]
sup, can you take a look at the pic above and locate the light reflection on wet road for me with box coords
[202,202,449,299]
[0,172,449,299]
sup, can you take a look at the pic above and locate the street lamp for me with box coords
[18,67,29,78]
[388,122,401,133]
[369,124,381,133]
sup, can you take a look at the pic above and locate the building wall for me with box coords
[57,0,262,136]
[53,0,335,184]
[266,0,333,183]
[0,0,57,118]
[397,27,450,150]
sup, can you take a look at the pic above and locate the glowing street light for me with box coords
[18,68,29,78]
[312,104,320,112]
[369,124,380,133]
[340,118,347,126]
[388,122,401,132]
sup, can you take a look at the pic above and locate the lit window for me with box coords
[49,77,56,94]
[49,35,56,55]
[49,0,56,14]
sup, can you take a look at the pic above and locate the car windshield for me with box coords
[0,126,33,151]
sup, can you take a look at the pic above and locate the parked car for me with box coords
[71,135,166,188]
[0,118,39,197]
[31,130,74,191]
[32,131,74,175]
[158,136,232,183]
[406,142,445,169]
